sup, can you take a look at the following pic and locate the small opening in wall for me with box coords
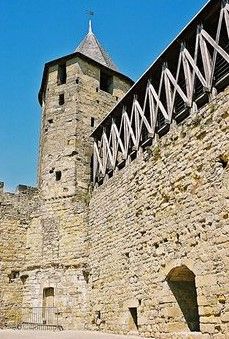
[69,151,77,157]
[48,119,53,124]
[76,77,79,84]
[55,171,62,181]
[96,87,99,92]
[83,270,90,284]
[91,117,95,127]
[125,252,130,258]
[218,157,228,169]
[20,274,28,285]
[49,168,54,174]
[100,70,113,94]
[57,63,66,85]
[128,307,138,331]
[59,93,65,106]
[95,310,101,320]
[8,271,20,283]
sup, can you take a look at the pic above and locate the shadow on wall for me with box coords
[166,265,200,332]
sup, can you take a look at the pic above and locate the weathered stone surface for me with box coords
[88,88,229,338]
[0,184,38,327]
[0,24,228,339]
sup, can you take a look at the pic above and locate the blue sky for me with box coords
[0,0,207,191]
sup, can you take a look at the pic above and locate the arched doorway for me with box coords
[166,265,200,332]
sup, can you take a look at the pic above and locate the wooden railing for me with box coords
[92,0,229,186]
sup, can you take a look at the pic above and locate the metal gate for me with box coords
[20,307,63,330]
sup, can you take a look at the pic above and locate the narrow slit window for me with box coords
[55,171,62,181]
[91,117,95,127]
[59,94,65,106]
[100,71,113,94]
[57,64,66,85]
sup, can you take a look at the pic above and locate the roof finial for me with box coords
[87,10,94,34]
[89,19,93,34]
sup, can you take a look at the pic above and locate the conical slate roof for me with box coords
[75,21,118,71]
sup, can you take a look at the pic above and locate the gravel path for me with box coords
[0,330,144,339]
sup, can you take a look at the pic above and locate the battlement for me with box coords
[0,181,37,196]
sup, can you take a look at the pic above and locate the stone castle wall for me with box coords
[88,87,229,338]
[0,183,37,328]
[1,37,228,338]
[22,196,90,330]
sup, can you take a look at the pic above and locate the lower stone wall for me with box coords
[22,195,90,330]
[88,88,229,338]
[0,185,37,328]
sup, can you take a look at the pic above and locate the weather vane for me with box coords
[88,10,94,17]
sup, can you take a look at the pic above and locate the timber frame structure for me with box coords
[92,0,229,186]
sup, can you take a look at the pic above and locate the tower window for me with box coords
[55,171,62,181]
[59,94,65,106]
[100,71,113,94]
[57,63,66,85]
[91,117,95,127]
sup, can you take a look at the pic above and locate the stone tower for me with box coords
[38,21,133,199]
[21,22,133,329]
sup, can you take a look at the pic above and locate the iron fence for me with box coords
[19,307,63,330]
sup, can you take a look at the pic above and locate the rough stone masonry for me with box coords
[0,0,228,338]
[88,88,229,338]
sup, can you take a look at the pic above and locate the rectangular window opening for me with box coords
[55,171,62,181]
[57,63,66,85]
[100,71,113,94]
[59,93,65,106]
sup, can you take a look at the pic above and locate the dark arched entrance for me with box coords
[166,265,200,332]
